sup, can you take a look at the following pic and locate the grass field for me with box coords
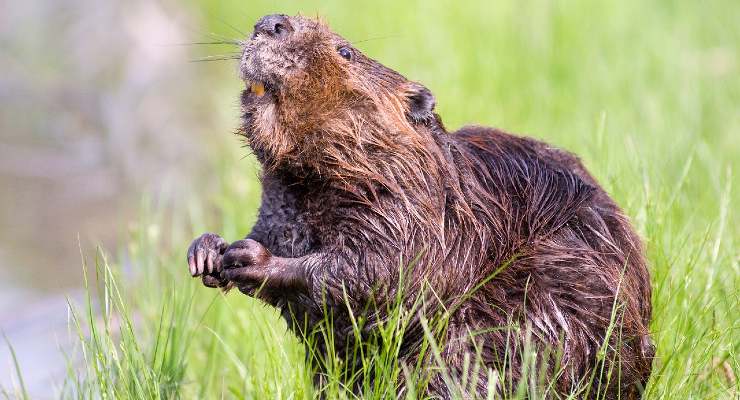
[7,0,738,398]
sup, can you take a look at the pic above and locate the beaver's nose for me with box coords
[253,14,293,39]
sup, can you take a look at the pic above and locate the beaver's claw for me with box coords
[187,232,229,288]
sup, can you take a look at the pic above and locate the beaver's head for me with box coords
[239,14,441,172]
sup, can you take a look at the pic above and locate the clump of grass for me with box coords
[50,233,676,399]
[59,249,196,399]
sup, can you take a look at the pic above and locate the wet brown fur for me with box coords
[190,15,654,399]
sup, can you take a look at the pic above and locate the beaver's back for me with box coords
[439,126,654,397]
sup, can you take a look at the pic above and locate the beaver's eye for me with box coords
[337,46,352,61]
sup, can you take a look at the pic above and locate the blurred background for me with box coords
[0,0,737,397]
[0,0,231,298]
[0,0,241,392]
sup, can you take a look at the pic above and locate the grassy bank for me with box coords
[9,0,739,398]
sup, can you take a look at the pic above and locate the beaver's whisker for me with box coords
[216,17,247,37]
[351,34,401,45]
[201,31,244,45]
[179,24,244,46]
[170,40,243,47]
[190,54,242,63]
[195,40,243,46]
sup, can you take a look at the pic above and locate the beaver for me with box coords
[187,14,654,398]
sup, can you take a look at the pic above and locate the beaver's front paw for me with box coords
[187,232,229,288]
[220,239,272,295]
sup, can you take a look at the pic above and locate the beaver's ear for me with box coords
[405,82,436,123]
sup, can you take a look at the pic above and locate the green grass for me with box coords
[6,0,739,398]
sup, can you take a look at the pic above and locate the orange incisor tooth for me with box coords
[250,82,265,96]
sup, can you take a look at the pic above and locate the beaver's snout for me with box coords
[240,14,301,98]
[252,14,293,40]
